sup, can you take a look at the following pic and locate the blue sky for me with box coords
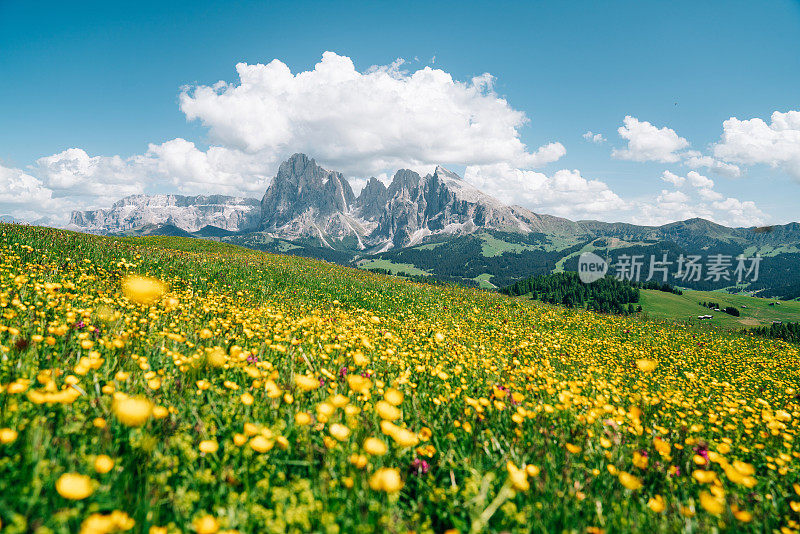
[1,0,799,225]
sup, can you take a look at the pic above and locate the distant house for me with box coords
[773,320,782,325]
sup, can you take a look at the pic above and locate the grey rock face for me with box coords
[369,165,539,248]
[67,153,592,250]
[260,154,355,227]
[355,177,388,221]
[68,194,261,234]
[258,154,364,245]
[255,155,580,250]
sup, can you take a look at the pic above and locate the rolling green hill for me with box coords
[114,216,800,299]
[639,289,800,328]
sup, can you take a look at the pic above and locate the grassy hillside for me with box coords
[356,258,431,277]
[1,224,800,533]
[640,289,800,328]
[340,226,800,298]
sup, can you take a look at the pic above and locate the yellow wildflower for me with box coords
[121,275,166,305]
[56,473,95,500]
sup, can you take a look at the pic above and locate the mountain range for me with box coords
[66,153,800,298]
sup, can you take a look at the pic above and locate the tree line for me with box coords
[747,322,800,343]
[501,272,642,315]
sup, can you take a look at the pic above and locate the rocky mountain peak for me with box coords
[386,169,422,199]
[434,165,459,180]
[260,153,355,230]
[68,154,579,251]
[356,177,389,221]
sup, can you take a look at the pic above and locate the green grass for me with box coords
[472,273,496,289]
[356,258,430,276]
[553,242,597,272]
[639,289,800,328]
[743,244,800,257]
[413,242,445,251]
[478,233,541,257]
[2,225,800,533]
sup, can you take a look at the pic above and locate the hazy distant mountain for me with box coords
[69,194,260,234]
[579,218,800,248]
[114,223,196,238]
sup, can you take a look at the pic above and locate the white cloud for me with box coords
[0,163,72,223]
[684,154,741,177]
[636,169,764,226]
[5,53,572,221]
[697,187,723,201]
[464,163,628,219]
[661,170,685,187]
[633,201,711,227]
[657,189,690,204]
[0,164,53,206]
[179,51,564,175]
[582,131,606,144]
[686,170,714,189]
[6,52,785,230]
[713,110,800,180]
[710,197,767,227]
[632,188,708,226]
[612,116,690,163]
[24,140,276,210]
[685,170,722,200]
[145,139,271,195]
[529,142,567,167]
[33,148,146,202]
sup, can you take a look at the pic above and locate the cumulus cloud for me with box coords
[582,131,606,144]
[145,139,272,195]
[686,170,714,189]
[0,163,71,222]
[612,116,690,163]
[0,164,53,206]
[684,154,741,177]
[641,169,765,226]
[710,197,767,226]
[634,200,712,227]
[612,110,800,183]
[528,142,567,167]
[684,170,722,200]
[657,189,690,205]
[25,139,276,208]
[179,51,564,175]
[33,148,147,201]
[697,188,723,201]
[661,170,685,187]
[7,52,786,228]
[14,52,573,221]
[713,110,800,180]
[464,163,628,219]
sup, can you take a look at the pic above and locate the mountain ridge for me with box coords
[68,153,800,248]
[69,194,260,234]
[65,153,800,297]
